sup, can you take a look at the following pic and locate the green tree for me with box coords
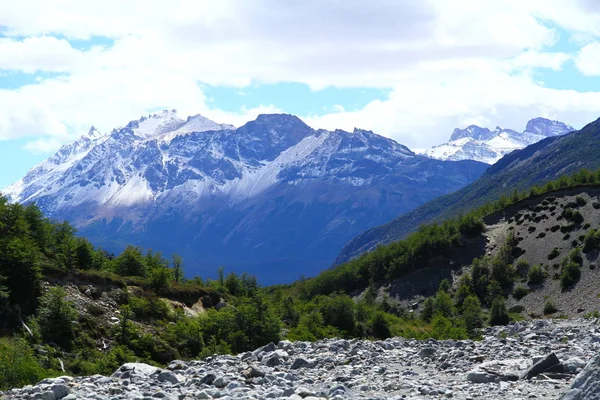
[112,246,147,277]
[149,266,172,295]
[371,311,391,339]
[172,254,184,283]
[461,295,483,337]
[434,290,454,318]
[37,287,78,349]
[0,337,44,390]
[489,297,509,326]
[421,297,435,322]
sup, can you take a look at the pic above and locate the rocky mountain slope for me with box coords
[3,111,487,283]
[373,187,600,319]
[419,117,573,164]
[336,117,600,265]
[3,318,600,400]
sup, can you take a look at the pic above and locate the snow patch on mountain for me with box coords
[420,118,574,164]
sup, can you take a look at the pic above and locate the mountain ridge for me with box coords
[420,117,574,164]
[3,111,487,283]
[335,117,600,266]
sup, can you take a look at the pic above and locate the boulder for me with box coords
[561,356,600,400]
[522,353,564,379]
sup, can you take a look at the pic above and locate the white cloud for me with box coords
[575,42,600,75]
[1,0,600,150]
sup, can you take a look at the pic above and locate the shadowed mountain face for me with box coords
[335,117,600,266]
[4,111,488,283]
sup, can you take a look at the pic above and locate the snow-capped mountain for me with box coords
[419,118,574,164]
[4,111,488,283]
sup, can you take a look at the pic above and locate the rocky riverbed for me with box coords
[4,318,600,400]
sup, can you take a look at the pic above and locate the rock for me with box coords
[50,384,70,399]
[261,353,281,367]
[291,358,316,370]
[157,371,182,384]
[419,347,436,358]
[561,355,600,400]
[113,362,160,378]
[523,353,563,380]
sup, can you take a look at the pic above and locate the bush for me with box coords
[433,290,454,318]
[0,337,45,390]
[513,285,530,300]
[527,265,546,285]
[560,261,581,289]
[430,315,468,340]
[370,312,392,339]
[584,229,600,253]
[515,259,530,278]
[544,299,558,315]
[548,248,561,260]
[489,297,509,326]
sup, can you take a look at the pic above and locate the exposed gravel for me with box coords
[4,318,600,400]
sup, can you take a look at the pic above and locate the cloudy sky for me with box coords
[3,0,600,187]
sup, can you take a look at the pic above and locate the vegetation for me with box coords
[544,299,558,315]
[2,167,600,389]
[527,265,546,285]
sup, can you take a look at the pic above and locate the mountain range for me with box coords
[419,117,574,164]
[335,117,600,265]
[3,111,488,283]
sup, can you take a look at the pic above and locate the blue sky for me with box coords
[3,1,600,190]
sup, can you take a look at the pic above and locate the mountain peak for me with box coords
[524,117,574,137]
[449,125,493,141]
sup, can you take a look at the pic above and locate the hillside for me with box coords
[3,111,487,283]
[336,117,600,265]
[4,173,600,398]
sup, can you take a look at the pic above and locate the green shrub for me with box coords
[576,196,587,206]
[513,285,530,300]
[527,265,546,285]
[489,297,509,326]
[583,229,600,253]
[544,299,558,315]
[370,312,392,339]
[548,248,561,260]
[430,315,468,340]
[433,290,454,318]
[593,202,600,209]
[0,337,45,390]
[560,261,581,289]
[515,259,530,277]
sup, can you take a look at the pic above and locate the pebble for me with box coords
[5,318,600,400]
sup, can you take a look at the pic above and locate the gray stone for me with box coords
[50,384,70,399]
[291,358,316,370]
[522,353,563,379]
[561,355,600,400]
[157,371,182,384]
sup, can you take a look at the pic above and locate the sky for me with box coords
[3,0,600,188]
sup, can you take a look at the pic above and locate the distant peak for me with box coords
[524,117,574,137]
[450,125,493,141]
[84,126,103,139]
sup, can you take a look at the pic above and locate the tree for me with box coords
[434,290,454,318]
[149,266,172,295]
[217,266,225,286]
[172,254,184,283]
[421,297,435,322]
[461,295,483,337]
[112,246,147,277]
[489,297,509,326]
[37,287,78,349]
